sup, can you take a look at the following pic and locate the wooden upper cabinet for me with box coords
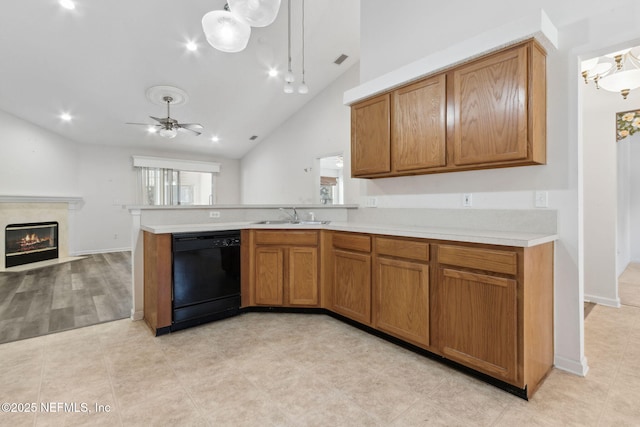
[392,74,447,172]
[351,94,391,176]
[453,45,528,165]
[349,39,546,178]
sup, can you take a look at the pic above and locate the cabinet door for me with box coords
[438,268,517,383]
[254,247,284,306]
[392,75,447,172]
[332,249,371,324]
[288,247,318,306]
[351,94,391,176]
[453,45,528,166]
[375,257,430,347]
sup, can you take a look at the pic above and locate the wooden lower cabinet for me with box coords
[374,257,430,348]
[330,232,372,325]
[332,249,372,324]
[255,247,284,305]
[143,231,172,335]
[251,230,319,307]
[288,247,319,305]
[433,242,554,398]
[437,267,517,382]
[373,236,431,348]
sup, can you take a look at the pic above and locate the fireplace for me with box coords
[5,222,59,268]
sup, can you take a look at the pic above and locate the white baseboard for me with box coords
[555,354,589,376]
[72,247,132,256]
[131,310,144,321]
[584,294,621,308]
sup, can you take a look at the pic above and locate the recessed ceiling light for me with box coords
[186,41,198,52]
[59,0,75,10]
[211,136,220,142]
[147,126,157,134]
[60,113,72,121]
[268,68,279,77]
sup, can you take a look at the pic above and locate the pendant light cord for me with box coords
[287,0,292,74]
[301,0,305,82]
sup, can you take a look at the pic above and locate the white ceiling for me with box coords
[0,0,360,159]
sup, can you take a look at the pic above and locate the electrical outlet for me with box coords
[209,211,221,218]
[463,193,472,207]
[535,191,548,208]
[366,197,378,208]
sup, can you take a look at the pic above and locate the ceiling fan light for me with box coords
[202,9,251,53]
[159,128,178,139]
[228,0,281,27]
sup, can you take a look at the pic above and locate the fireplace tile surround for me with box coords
[0,196,82,270]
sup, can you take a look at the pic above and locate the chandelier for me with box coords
[202,0,281,53]
[581,46,640,99]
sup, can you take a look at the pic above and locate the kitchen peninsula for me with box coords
[132,205,556,399]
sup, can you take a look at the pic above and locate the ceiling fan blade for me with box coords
[149,116,169,124]
[126,122,158,126]
[178,123,204,130]
[176,125,202,136]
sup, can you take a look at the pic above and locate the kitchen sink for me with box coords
[254,220,330,225]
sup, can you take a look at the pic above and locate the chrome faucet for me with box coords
[279,207,299,222]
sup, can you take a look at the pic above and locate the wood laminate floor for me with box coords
[0,252,131,344]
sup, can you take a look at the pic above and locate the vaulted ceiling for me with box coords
[0,0,360,159]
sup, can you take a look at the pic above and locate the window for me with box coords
[133,156,220,206]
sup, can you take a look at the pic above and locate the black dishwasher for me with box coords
[172,230,241,331]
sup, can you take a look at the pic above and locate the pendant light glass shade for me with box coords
[297,82,308,94]
[599,69,640,99]
[283,82,294,94]
[228,0,281,27]
[202,9,251,53]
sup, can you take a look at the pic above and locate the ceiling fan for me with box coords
[127,96,203,138]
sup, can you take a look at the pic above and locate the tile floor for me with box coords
[1,293,639,427]
[619,262,640,308]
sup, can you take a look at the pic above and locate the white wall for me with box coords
[0,108,241,254]
[241,64,360,205]
[617,137,631,275]
[0,109,79,195]
[582,86,621,307]
[630,135,640,262]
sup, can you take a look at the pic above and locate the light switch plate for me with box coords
[209,211,221,218]
[365,197,378,208]
[535,191,548,208]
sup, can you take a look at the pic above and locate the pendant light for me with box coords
[297,0,308,94]
[202,4,251,53]
[228,0,281,27]
[283,0,295,91]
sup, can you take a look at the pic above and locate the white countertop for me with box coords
[141,221,557,248]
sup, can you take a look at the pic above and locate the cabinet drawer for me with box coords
[332,233,371,253]
[438,245,517,275]
[254,230,318,246]
[375,237,429,262]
